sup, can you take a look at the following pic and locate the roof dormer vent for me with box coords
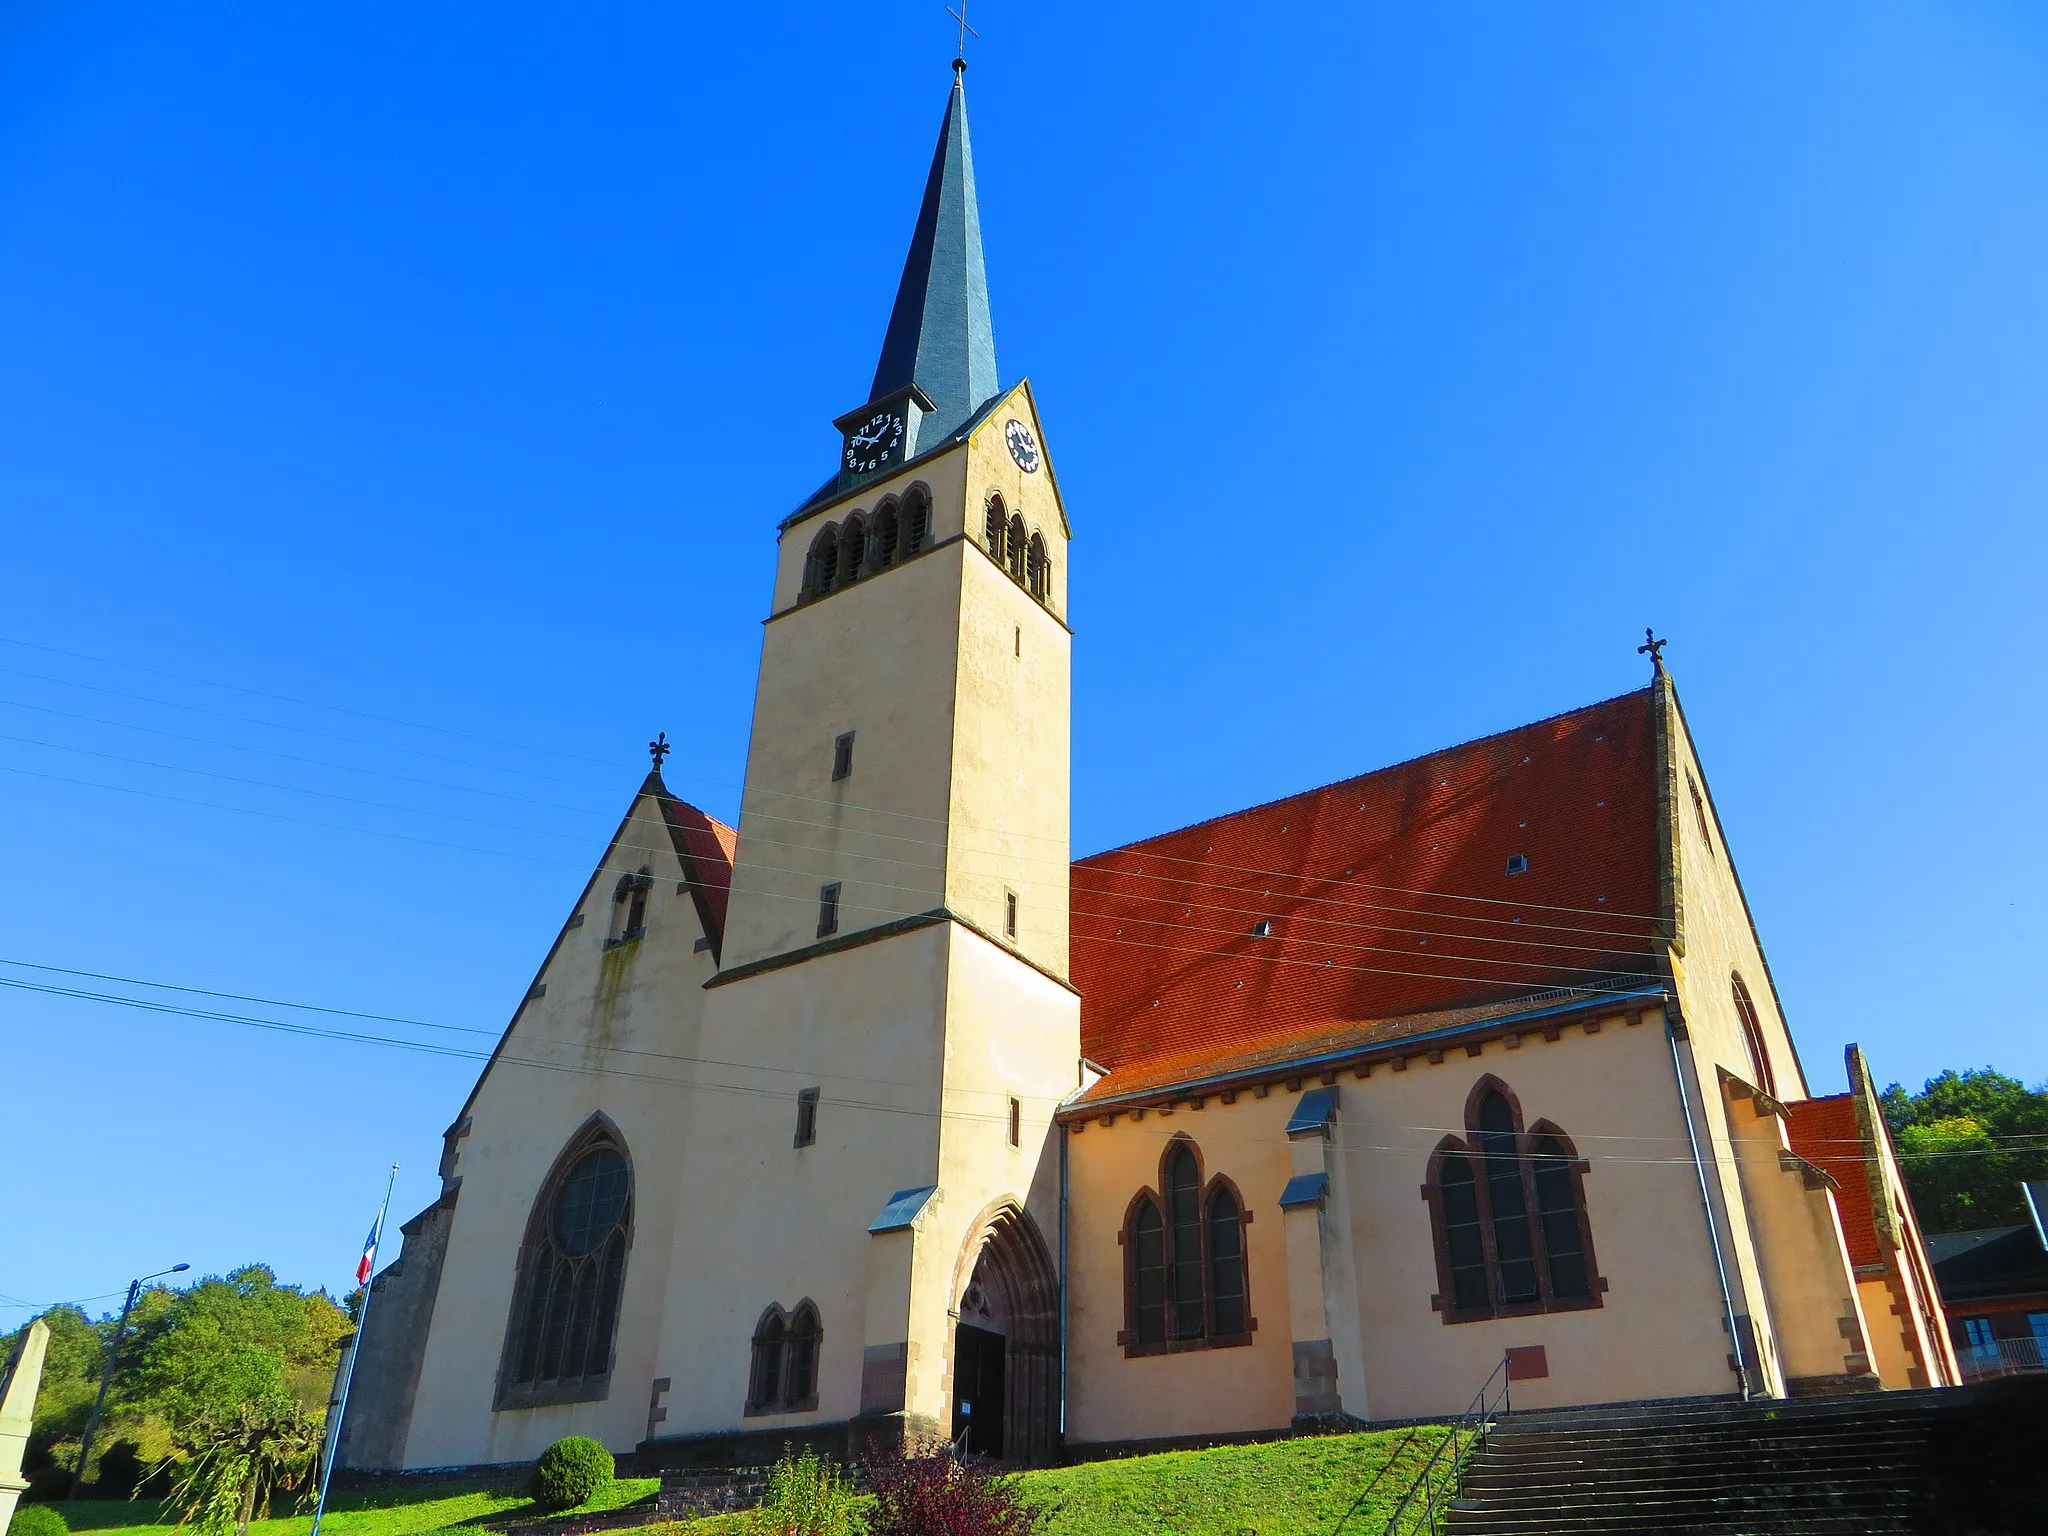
[1505,854,1530,876]
[1252,919,1274,938]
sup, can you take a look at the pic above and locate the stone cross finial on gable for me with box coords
[649,731,671,769]
[1638,628,1668,674]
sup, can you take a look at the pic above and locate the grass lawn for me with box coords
[52,1476,661,1536]
[39,1426,1439,1536]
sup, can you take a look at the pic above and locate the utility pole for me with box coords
[71,1263,189,1499]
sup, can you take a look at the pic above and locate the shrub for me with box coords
[755,1446,859,1536]
[861,1448,1033,1536]
[530,1437,616,1510]
[8,1504,71,1536]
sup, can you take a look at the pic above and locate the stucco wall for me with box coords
[1065,1005,1744,1443]
[396,793,719,1467]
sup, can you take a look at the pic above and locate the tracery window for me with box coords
[499,1122,632,1407]
[1120,1136,1252,1354]
[1426,1079,1601,1324]
[1731,974,1776,1098]
[747,1301,821,1415]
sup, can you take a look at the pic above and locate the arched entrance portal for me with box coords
[948,1202,1060,1464]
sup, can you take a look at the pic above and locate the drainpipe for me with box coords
[1666,1006,1751,1399]
[1057,1120,1070,1443]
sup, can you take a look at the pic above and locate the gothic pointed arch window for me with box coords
[1027,532,1051,603]
[745,1300,821,1415]
[1731,974,1776,1099]
[1424,1078,1602,1323]
[1119,1135,1253,1355]
[498,1121,632,1407]
[902,485,931,555]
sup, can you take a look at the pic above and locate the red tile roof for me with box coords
[1068,689,1668,1102]
[654,782,737,945]
[1786,1093,1880,1267]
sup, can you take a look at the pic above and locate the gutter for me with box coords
[1666,1007,1751,1399]
[1058,1121,1071,1444]
[1062,986,1667,1119]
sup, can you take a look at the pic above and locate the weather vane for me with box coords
[648,731,671,769]
[1638,628,1668,674]
[947,1,979,65]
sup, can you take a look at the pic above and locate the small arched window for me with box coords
[808,525,840,599]
[903,487,931,555]
[1426,1079,1601,1323]
[607,868,652,948]
[500,1124,632,1407]
[1027,533,1050,602]
[873,504,900,569]
[746,1301,821,1416]
[1120,1137,1253,1355]
[1007,514,1027,583]
[985,496,1007,560]
[1732,974,1776,1098]
[841,515,868,584]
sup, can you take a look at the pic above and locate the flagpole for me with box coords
[312,1162,398,1536]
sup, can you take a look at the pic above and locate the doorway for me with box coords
[950,1322,1006,1456]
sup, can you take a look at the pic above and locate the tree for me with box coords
[1882,1069,2048,1231]
[159,1398,324,1536]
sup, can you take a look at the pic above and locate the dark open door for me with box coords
[950,1322,1007,1458]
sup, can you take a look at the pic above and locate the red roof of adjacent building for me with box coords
[1067,689,1668,1103]
[654,781,737,945]
[1786,1093,1881,1267]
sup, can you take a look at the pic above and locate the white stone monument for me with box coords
[0,1319,50,1535]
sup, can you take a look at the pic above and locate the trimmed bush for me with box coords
[7,1504,71,1536]
[529,1437,616,1510]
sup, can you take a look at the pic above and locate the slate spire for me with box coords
[868,62,998,445]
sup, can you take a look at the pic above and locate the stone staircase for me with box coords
[1440,1378,2048,1535]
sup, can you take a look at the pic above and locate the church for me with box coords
[338,63,1957,1471]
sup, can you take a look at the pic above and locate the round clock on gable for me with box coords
[1004,417,1041,473]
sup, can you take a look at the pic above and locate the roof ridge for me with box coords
[1077,685,1656,864]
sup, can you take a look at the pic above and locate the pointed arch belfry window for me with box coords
[903,485,931,554]
[498,1119,632,1407]
[1424,1077,1603,1323]
[1119,1135,1253,1355]
[985,495,1007,561]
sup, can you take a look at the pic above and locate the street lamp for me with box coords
[69,1263,191,1500]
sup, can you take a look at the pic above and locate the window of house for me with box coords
[747,1302,822,1415]
[1963,1316,1996,1351]
[1120,1136,1252,1354]
[817,882,841,938]
[832,732,855,781]
[794,1087,820,1148]
[1004,889,1019,940]
[1688,771,1715,858]
[806,525,840,600]
[873,504,900,569]
[607,868,653,947]
[1504,854,1529,876]
[1008,1096,1021,1148]
[903,487,930,555]
[499,1125,632,1407]
[985,496,1007,560]
[1426,1079,1601,1323]
[1731,975,1776,1099]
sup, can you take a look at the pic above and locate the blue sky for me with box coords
[3,1,2044,1317]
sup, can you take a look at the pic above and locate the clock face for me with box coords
[1004,417,1041,473]
[844,411,905,475]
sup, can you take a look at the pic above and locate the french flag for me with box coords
[355,1209,385,1287]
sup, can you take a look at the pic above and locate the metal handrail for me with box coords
[1374,1354,1513,1536]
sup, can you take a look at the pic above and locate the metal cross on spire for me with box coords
[1638,628,1668,674]
[648,731,671,769]
[947,1,979,66]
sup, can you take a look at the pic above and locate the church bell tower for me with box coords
[666,61,1079,1461]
